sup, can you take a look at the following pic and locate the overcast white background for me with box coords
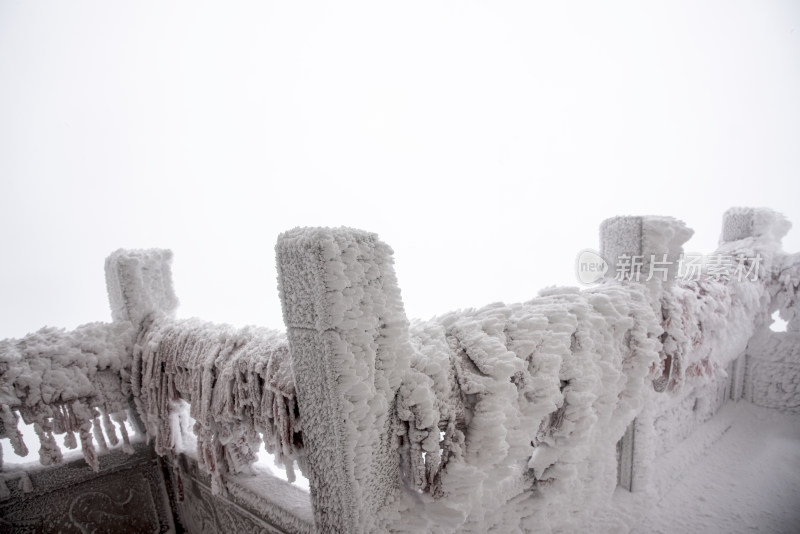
[1,1,798,339]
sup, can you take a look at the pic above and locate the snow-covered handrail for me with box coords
[0,322,136,472]
[268,209,798,532]
[655,208,793,392]
[131,318,299,494]
[599,209,795,395]
[106,248,306,496]
[0,248,180,475]
[275,227,414,534]
[1,207,798,534]
[271,221,671,532]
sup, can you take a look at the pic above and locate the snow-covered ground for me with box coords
[622,402,800,534]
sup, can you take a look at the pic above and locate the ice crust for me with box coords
[132,317,299,495]
[1,208,798,533]
[600,215,694,281]
[105,248,179,327]
[0,322,135,476]
[393,284,662,532]
[275,227,414,534]
[267,210,798,533]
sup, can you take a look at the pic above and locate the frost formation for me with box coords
[1,207,798,533]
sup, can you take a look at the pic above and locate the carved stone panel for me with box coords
[165,454,314,534]
[0,444,174,533]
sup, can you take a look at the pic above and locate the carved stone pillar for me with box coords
[600,215,693,284]
[599,216,693,493]
[276,228,412,534]
[104,248,179,328]
[104,248,179,434]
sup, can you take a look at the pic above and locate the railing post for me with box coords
[600,215,692,391]
[724,208,798,406]
[104,248,179,433]
[104,249,179,329]
[720,206,791,245]
[276,228,412,533]
[599,215,692,492]
[600,215,693,287]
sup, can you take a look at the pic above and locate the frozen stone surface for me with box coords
[105,248,179,327]
[721,207,791,244]
[276,227,413,534]
[0,441,174,532]
[0,321,136,471]
[599,215,693,282]
[1,207,798,534]
[747,332,800,413]
[132,318,299,495]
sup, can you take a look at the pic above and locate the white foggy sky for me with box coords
[1,1,799,339]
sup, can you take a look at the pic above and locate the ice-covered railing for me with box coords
[598,208,800,499]
[107,248,305,498]
[132,318,300,494]
[268,208,799,533]
[0,250,177,481]
[274,222,668,532]
[0,249,185,478]
[1,207,798,534]
[606,209,785,397]
[0,322,136,472]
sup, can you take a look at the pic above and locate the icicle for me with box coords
[18,472,33,493]
[64,430,77,450]
[64,403,80,448]
[72,402,99,472]
[284,460,296,483]
[92,416,109,453]
[80,422,99,472]
[120,425,134,454]
[113,411,134,454]
[128,317,305,494]
[33,420,63,466]
[0,406,28,457]
[102,412,119,446]
[53,405,71,450]
[51,406,64,435]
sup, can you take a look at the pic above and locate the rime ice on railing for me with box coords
[105,248,179,326]
[0,322,135,474]
[292,208,798,533]
[132,318,300,494]
[394,284,662,529]
[276,227,414,534]
[0,248,180,479]
[380,217,693,531]
[1,207,798,534]
[106,248,304,496]
[654,208,790,393]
